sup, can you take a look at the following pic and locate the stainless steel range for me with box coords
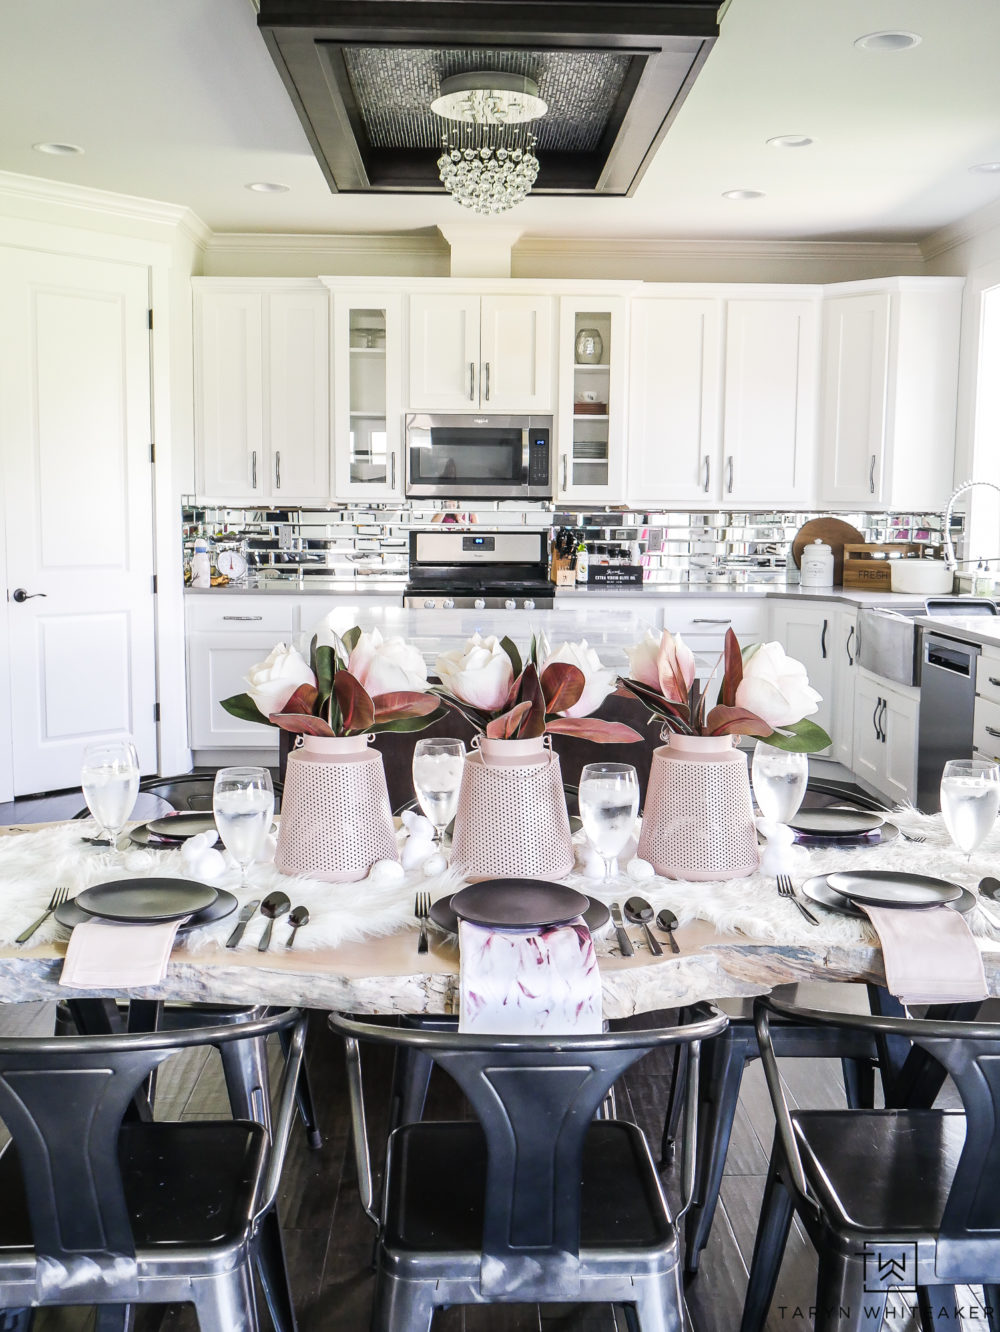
[404,530,554,611]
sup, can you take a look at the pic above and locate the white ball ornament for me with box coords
[626,857,655,882]
[194,847,226,881]
[123,849,155,872]
[422,852,447,876]
[401,837,435,870]
[369,859,405,885]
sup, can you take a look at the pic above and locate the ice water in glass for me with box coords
[752,742,808,823]
[412,739,465,843]
[940,759,1000,856]
[213,767,274,885]
[81,738,140,846]
[578,763,640,878]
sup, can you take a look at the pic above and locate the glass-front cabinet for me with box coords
[331,290,404,500]
[555,296,628,503]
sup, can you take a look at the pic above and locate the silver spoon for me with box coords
[257,891,290,952]
[623,897,663,957]
[978,878,1000,927]
[286,904,309,948]
[655,908,681,955]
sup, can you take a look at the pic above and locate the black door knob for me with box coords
[11,588,46,603]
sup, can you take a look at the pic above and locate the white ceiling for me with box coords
[2,0,1000,243]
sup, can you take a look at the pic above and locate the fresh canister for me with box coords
[799,538,834,588]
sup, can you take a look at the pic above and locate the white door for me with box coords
[195,290,263,499]
[852,672,885,792]
[882,685,919,806]
[723,299,819,506]
[819,294,889,505]
[479,295,553,412]
[627,298,722,504]
[830,609,858,768]
[268,290,330,501]
[0,249,157,794]
[770,603,834,752]
[407,293,480,409]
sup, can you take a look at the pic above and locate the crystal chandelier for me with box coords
[431,72,547,215]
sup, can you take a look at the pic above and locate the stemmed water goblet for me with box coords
[751,742,809,824]
[578,762,640,880]
[412,738,466,848]
[940,758,1000,860]
[213,767,274,888]
[81,738,140,849]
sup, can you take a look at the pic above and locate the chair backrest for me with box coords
[331,1004,726,1297]
[73,771,283,820]
[756,995,1000,1280]
[0,1008,301,1302]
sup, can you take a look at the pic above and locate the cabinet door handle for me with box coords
[274,450,280,489]
[726,455,734,494]
[703,455,710,493]
[873,696,882,742]
[846,624,855,665]
[989,677,1000,688]
[692,618,732,625]
[879,698,888,743]
[820,618,828,659]
[469,361,476,401]
[987,726,1000,740]
[869,453,877,494]
[251,450,257,489]
[484,362,490,402]
[223,615,263,622]
[390,452,397,490]
[561,455,568,491]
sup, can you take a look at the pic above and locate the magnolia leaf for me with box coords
[269,712,337,737]
[617,678,694,732]
[372,692,441,723]
[544,717,643,743]
[485,701,533,739]
[341,625,362,654]
[720,628,743,709]
[499,635,523,680]
[220,693,271,727]
[314,644,336,703]
[370,704,451,734]
[540,661,585,715]
[518,663,547,737]
[333,672,375,734]
[761,718,833,753]
[430,688,490,732]
[280,683,319,716]
[704,704,773,738]
[503,667,526,711]
[742,641,763,666]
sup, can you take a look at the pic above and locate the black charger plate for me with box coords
[430,891,610,935]
[55,887,238,933]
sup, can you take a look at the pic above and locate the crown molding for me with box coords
[204,230,447,257]
[514,235,925,263]
[920,196,1000,262]
[0,170,211,249]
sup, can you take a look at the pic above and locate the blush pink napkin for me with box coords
[860,903,988,1006]
[458,917,603,1035]
[59,918,188,989]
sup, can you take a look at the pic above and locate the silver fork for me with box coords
[899,831,927,843]
[415,892,430,955]
[776,874,819,927]
[16,887,69,944]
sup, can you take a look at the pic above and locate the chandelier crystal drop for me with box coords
[431,72,546,215]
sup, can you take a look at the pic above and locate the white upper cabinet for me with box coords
[556,296,629,503]
[331,291,404,500]
[407,291,554,412]
[194,282,330,503]
[722,298,819,506]
[818,278,963,509]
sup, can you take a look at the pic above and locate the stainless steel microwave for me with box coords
[404,413,553,500]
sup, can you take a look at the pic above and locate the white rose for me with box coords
[539,638,616,718]
[624,628,664,689]
[244,643,316,718]
[435,633,514,713]
[348,628,428,697]
[735,641,822,729]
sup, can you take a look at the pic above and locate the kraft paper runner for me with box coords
[860,902,988,1006]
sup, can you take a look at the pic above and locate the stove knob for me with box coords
[524,598,536,611]
[504,598,517,611]
[474,598,486,611]
[423,599,436,609]
[443,598,455,610]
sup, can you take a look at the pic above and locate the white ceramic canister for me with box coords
[799,538,834,588]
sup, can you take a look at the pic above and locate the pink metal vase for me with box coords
[275,734,399,883]
[450,734,575,880]
[637,732,759,881]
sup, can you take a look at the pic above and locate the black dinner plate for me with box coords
[55,887,238,933]
[791,821,899,848]
[788,808,885,837]
[450,880,590,930]
[825,869,962,909]
[74,878,219,924]
[430,890,610,935]
[801,875,975,919]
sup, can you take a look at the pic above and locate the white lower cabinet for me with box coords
[830,608,859,768]
[767,602,834,754]
[853,668,919,806]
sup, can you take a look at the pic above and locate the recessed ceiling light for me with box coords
[33,142,84,156]
[854,30,922,51]
[722,189,765,201]
[767,135,813,150]
[245,181,290,193]
[970,162,1000,174]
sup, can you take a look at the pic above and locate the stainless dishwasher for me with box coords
[916,634,981,813]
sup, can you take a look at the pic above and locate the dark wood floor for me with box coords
[0,1002,987,1332]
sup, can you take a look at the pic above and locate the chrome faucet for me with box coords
[943,479,1000,570]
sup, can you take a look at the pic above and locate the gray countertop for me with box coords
[913,613,1000,650]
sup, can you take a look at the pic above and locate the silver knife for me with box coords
[225,899,261,949]
[610,902,634,957]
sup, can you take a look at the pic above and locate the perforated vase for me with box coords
[450,736,575,881]
[275,734,399,883]
[637,733,759,881]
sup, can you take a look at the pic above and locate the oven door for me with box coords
[405,414,551,499]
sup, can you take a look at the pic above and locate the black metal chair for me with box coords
[0,1008,305,1332]
[72,772,283,821]
[331,1003,728,1332]
[740,995,1000,1332]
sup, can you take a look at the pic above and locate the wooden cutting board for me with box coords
[791,518,865,586]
